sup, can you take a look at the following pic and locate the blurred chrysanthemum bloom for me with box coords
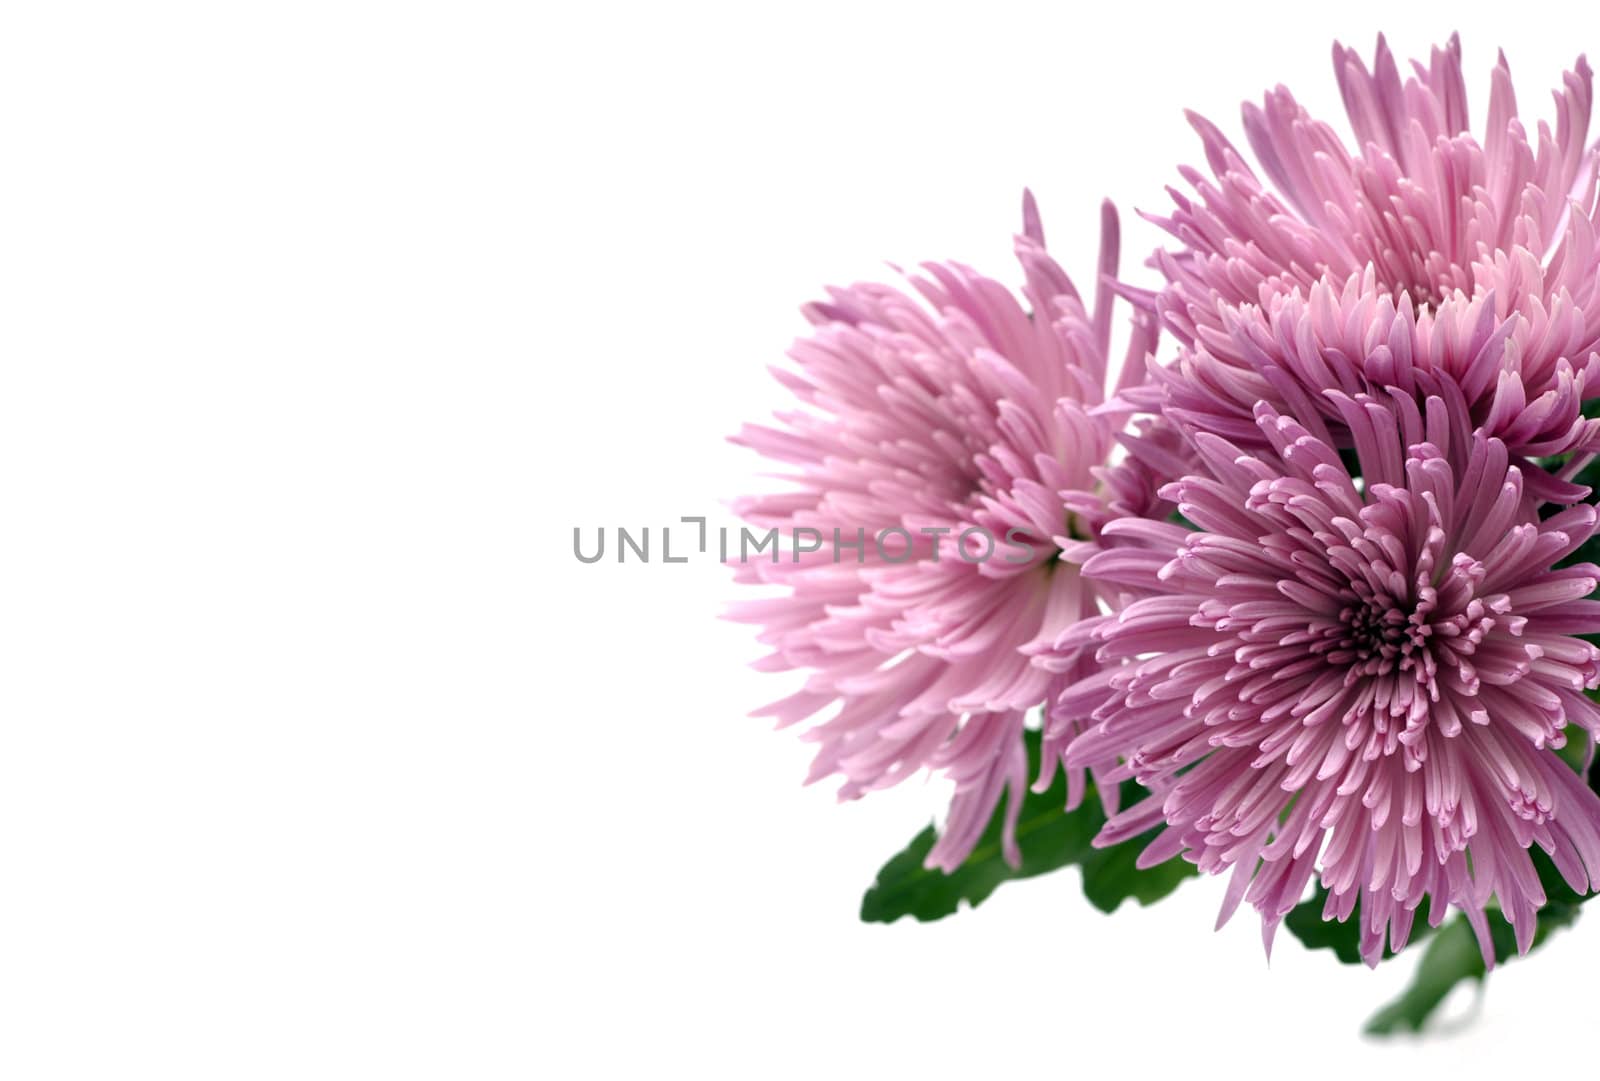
[729,196,1155,870]
[1051,384,1600,964]
[1137,35,1600,484]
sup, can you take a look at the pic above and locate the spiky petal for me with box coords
[1054,386,1600,965]
[731,196,1155,870]
[1142,35,1600,472]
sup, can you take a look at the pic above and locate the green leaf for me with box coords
[1285,844,1590,1035]
[1078,827,1197,914]
[1362,916,1488,1036]
[856,809,1097,924]
[1283,886,1442,966]
[1284,888,1398,965]
[1282,888,1358,963]
[859,732,1194,923]
[1363,848,1585,1035]
[1557,726,1591,775]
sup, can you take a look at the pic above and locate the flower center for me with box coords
[1338,591,1428,676]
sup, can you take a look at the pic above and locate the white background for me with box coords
[0,1,1593,1077]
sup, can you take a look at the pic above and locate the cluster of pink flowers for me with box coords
[734,35,1600,966]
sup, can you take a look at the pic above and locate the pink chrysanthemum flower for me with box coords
[1141,35,1600,477]
[731,196,1154,870]
[1053,384,1600,964]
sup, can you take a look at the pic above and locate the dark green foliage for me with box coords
[1283,847,1586,1035]
[860,733,1195,923]
[1077,826,1199,914]
[1361,917,1494,1036]
[1364,875,1583,1035]
[1283,887,1436,966]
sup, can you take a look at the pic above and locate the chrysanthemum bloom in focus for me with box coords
[1054,383,1600,964]
[730,195,1155,871]
[1140,35,1600,486]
